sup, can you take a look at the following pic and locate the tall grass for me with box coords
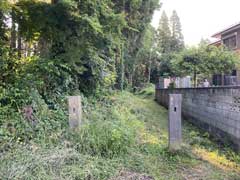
[1,86,240,179]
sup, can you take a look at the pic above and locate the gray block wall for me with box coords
[155,86,240,150]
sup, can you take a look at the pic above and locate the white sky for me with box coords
[151,0,240,46]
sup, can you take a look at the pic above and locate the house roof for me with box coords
[209,39,221,46]
[212,22,240,38]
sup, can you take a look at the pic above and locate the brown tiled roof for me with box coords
[212,22,240,38]
[209,39,221,46]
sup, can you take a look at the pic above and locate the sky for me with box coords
[151,0,240,46]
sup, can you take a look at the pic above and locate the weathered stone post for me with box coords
[68,96,82,129]
[168,94,182,151]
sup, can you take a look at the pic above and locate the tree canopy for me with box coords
[0,0,160,103]
[172,44,239,86]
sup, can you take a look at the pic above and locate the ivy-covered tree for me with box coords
[114,0,160,88]
[2,0,125,97]
[0,1,7,42]
[0,1,17,85]
[134,25,157,85]
[1,0,160,99]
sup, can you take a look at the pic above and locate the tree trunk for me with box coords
[115,43,124,90]
[17,30,22,58]
[119,0,125,91]
[10,9,16,50]
[51,0,59,4]
[148,63,151,83]
[129,73,133,87]
[131,65,136,87]
[120,43,125,91]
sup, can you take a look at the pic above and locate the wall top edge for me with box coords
[155,86,240,91]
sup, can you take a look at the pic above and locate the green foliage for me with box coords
[67,93,146,158]
[159,53,179,77]
[0,0,8,42]
[157,10,184,54]
[0,46,18,85]
[150,52,179,84]
[184,122,240,164]
[172,47,202,83]
[118,0,160,88]
[1,90,240,179]
[0,0,160,157]
[0,86,68,150]
[137,83,155,97]
[11,0,160,94]
[152,9,185,81]
[133,25,157,85]
[170,10,184,51]
[157,11,171,54]
[0,0,160,108]
[202,45,238,76]
[1,1,240,179]
[70,120,136,158]
[171,44,239,86]
[14,0,126,94]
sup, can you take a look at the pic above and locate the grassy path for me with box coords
[123,89,240,180]
[1,89,240,180]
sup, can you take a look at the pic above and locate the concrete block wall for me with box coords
[155,86,240,150]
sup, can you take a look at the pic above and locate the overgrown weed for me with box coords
[1,86,240,179]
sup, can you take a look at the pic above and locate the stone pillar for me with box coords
[237,70,240,85]
[68,96,82,129]
[168,94,182,151]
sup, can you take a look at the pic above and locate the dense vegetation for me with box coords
[0,0,160,145]
[0,0,160,95]
[1,87,240,179]
[1,0,240,179]
[171,43,239,86]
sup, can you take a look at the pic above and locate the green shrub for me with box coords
[137,84,155,97]
[0,86,68,150]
